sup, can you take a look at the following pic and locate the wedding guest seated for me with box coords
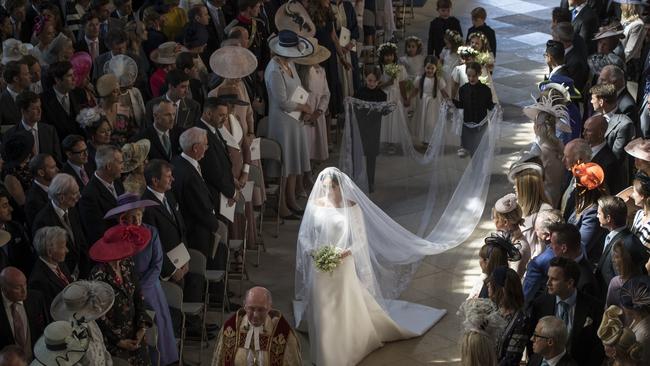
[28,226,74,305]
[596,196,648,293]
[61,135,91,189]
[212,286,301,366]
[529,257,605,366]
[547,222,601,299]
[597,305,644,365]
[487,266,531,366]
[24,154,58,230]
[619,275,650,364]
[0,345,27,366]
[529,316,577,366]
[0,267,49,361]
[32,173,89,279]
[567,162,608,265]
[468,232,521,299]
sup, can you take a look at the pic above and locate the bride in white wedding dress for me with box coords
[294,168,448,366]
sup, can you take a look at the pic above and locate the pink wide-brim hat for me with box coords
[70,52,92,88]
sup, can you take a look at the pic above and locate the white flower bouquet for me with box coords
[311,245,345,273]
[384,63,401,79]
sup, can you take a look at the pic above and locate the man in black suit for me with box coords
[599,65,639,131]
[183,5,219,68]
[28,226,74,305]
[196,97,237,212]
[528,257,605,366]
[3,91,62,163]
[0,61,31,128]
[5,0,27,42]
[74,13,109,62]
[528,316,578,366]
[136,100,179,162]
[144,70,202,132]
[0,192,33,276]
[583,115,621,193]
[553,22,588,92]
[61,135,91,189]
[176,52,206,108]
[548,223,601,299]
[171,127,221,266]
[206,0,228,50]
[79,145,125,244]
[0,267,49,360]
[596,196,649,288]
[41,61,86,141]
[111,0,135,24]
[569,0,598,54]
[24,154,58,230]
[33,173,90,279]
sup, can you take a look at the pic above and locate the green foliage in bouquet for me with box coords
[311,245,343,273]
[384,63,401,79]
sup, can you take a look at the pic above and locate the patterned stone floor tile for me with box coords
[510,31,553,46]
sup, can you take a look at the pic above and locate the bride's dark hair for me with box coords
[319,170,340,186]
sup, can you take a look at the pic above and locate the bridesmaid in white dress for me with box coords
[377,43,408,150]
[411,56,447,144]
[295,168,447,366]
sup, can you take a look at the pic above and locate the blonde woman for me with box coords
[620,3,645,79]
[458,298,505,366]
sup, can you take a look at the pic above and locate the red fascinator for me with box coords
[572,162,605,191]
[89,224,151,262]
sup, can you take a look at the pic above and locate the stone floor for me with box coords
[186,0,555,364]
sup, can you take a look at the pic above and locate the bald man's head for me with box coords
[583,115,607,146]
[562,138,592,170]
[0,267,27,302]
[244,286,272,326]
[0,346,27,366]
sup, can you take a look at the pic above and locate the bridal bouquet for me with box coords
[311,245,344,273]
[384,63,401,79]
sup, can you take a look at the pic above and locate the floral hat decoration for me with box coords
[76,107,103,130]
[597,305,643,361]
[484,231,522,262]
[1,38,34,65]
[404,36,423,53]
[457,298,506,338]
[457,45,479,59]
[523,94,571,133]
[571,162,605,191]
[377,42,398,59]
[620,275,650,312]
[444,29,464,46]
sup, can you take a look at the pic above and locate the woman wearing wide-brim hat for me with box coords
[51,280,115,365]
[88,223,154,366]
[265,29,314,219]
[103,192,180,366]
[31,321,90,366]
[150,41,188,97]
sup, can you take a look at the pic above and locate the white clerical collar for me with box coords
[147,186,166,202]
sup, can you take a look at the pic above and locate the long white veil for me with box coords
[295,167,476,325]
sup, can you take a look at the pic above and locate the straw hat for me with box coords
[0,229,11,248]
[625,137,650,161]
[275,0,316,38]
[120,139,151,173]
[70,52,92,88]
[89,224,152,262]
[104,193,159,219]
[572,162,605,190]
[32,321,89,366]
[294,38,331,65]
[150,42,187,65]
[268,30,314,58]
[104,54,138,88]
[209,46,258,79]
[1,38,33,64]
[51,281,115,322]
[96,74,119,98]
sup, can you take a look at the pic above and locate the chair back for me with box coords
[161,281,184,310]
[260,137,282,162]
[248,164,263,187]
[187,248,207,276]
[257,117,269,137]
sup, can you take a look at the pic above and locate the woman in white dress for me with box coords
[295,168,447,366]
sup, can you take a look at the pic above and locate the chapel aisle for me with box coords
[195,0,553,365]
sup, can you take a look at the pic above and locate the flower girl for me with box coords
[399,36,425,80]
[378,42,408,153]
[411,56,448,145]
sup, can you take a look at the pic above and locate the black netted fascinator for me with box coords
[484,231,522,262]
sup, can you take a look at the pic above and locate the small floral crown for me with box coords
[76,107,103,129]
[445,29,464,44]
[404,36,423,52]
[377,42,398,57]
[468,32,489,50]
[457,46,479,59]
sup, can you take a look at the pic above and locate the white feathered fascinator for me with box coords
[523,94,571,133]
[457,298,506,338]
[76,107,103,130]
